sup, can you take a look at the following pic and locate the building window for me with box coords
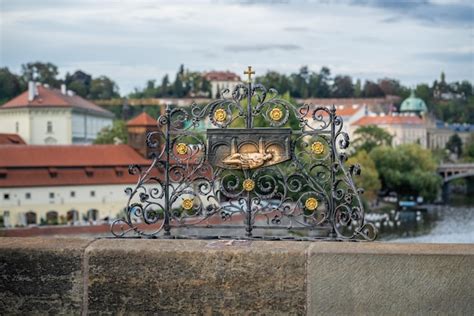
[47,121,53,133]
[15,122,19,133]
[3,193,10,200]
[49,192,55,199]
[25,192,31,199]
[90,191,95,197]
[70,191,75,198]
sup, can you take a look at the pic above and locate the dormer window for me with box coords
[85,167,94,177]
[48,168,58,178]
[115,167,125,177]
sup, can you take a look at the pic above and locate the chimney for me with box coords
[28,81,35,101]
[61,84,67,95]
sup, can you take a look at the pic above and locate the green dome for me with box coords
[400,91,427,113]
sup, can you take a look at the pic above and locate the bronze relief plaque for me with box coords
[207,128,291,170]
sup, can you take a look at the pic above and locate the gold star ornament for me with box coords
[305,197,318,211]
[214,109,227,122]
[269,108,283,121]
[311,141,324,154]
[243,179,255,191]
[176,143,188,155]
[182,198,194,210]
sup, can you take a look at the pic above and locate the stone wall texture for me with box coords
[0,237,473,315]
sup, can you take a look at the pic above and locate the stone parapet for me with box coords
[0,238,473,315]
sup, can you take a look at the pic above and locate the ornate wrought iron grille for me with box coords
[111,67,377,241]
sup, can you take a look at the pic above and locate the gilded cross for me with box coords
[244,66,255,82]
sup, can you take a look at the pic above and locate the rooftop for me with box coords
[204,71,241,82]
[0,144,152,188]
[299,96,400,107]
[126,112,157,127]
[352,114,424,126]
[1,84,113,116]
[0,133,26,145]
[0,144,149,168]
[400,91,428,113]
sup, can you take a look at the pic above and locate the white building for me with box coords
[0,143,152,227]
[0,112,214,229]
[204,71,241,98]
[0,82,114,145]
[351,113,428,148]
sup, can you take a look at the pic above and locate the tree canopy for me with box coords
[347,150,381,201]
[93,120,128,144]
[0,67,25,104]
[21,61,60,87]
[446,134,463,156]
[352,125,393,153]
[370,144,441,201]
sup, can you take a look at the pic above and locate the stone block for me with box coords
[0,237,93,315]
[86,239,309,315]
[307,242,474,315]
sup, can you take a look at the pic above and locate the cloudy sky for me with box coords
[1,0,473,94]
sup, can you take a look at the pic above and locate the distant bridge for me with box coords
[438,163,474,202]
[438,163,474,182]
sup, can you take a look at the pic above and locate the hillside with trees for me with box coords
[1,62,472,124]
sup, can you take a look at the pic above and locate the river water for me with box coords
[377,204,474,243]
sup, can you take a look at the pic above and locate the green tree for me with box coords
[256,71,291,94]
[65,70,92,97]
[160,74,171,97]
[94,120,128,144]
[378,78,403,96]
[354,78,362,97]
[415,84,432,105]
[172,64,186,97]
[462,133,474,162]
[458,80,473,98]
[290,66,310,98]
[362,80,385,97]
[0,67,25,103]
[21,62,60,87]
[446,133,463,156]
[309,67,331,97]
[370,144,441,201]
[68,80,88,97]
[143,80,158,98]
[331,75,354,97]
[347,150,381,201]
[89,76,120,99]
[352,125,393,153]
[201,77,212,97]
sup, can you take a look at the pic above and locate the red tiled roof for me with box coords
[0,133,26,145]
[300,97,400,106]
[204,71,240,81]
[302,105,364,119]
[352,115,424,126]
[0,144,149,168]
[0,167,154,188]
[127,112,157,127]
[1,85,113,116]
[0,144,155,187]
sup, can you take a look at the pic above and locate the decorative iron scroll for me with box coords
[111,67,377,241]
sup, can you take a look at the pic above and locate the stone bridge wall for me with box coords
[0,237,473,315]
